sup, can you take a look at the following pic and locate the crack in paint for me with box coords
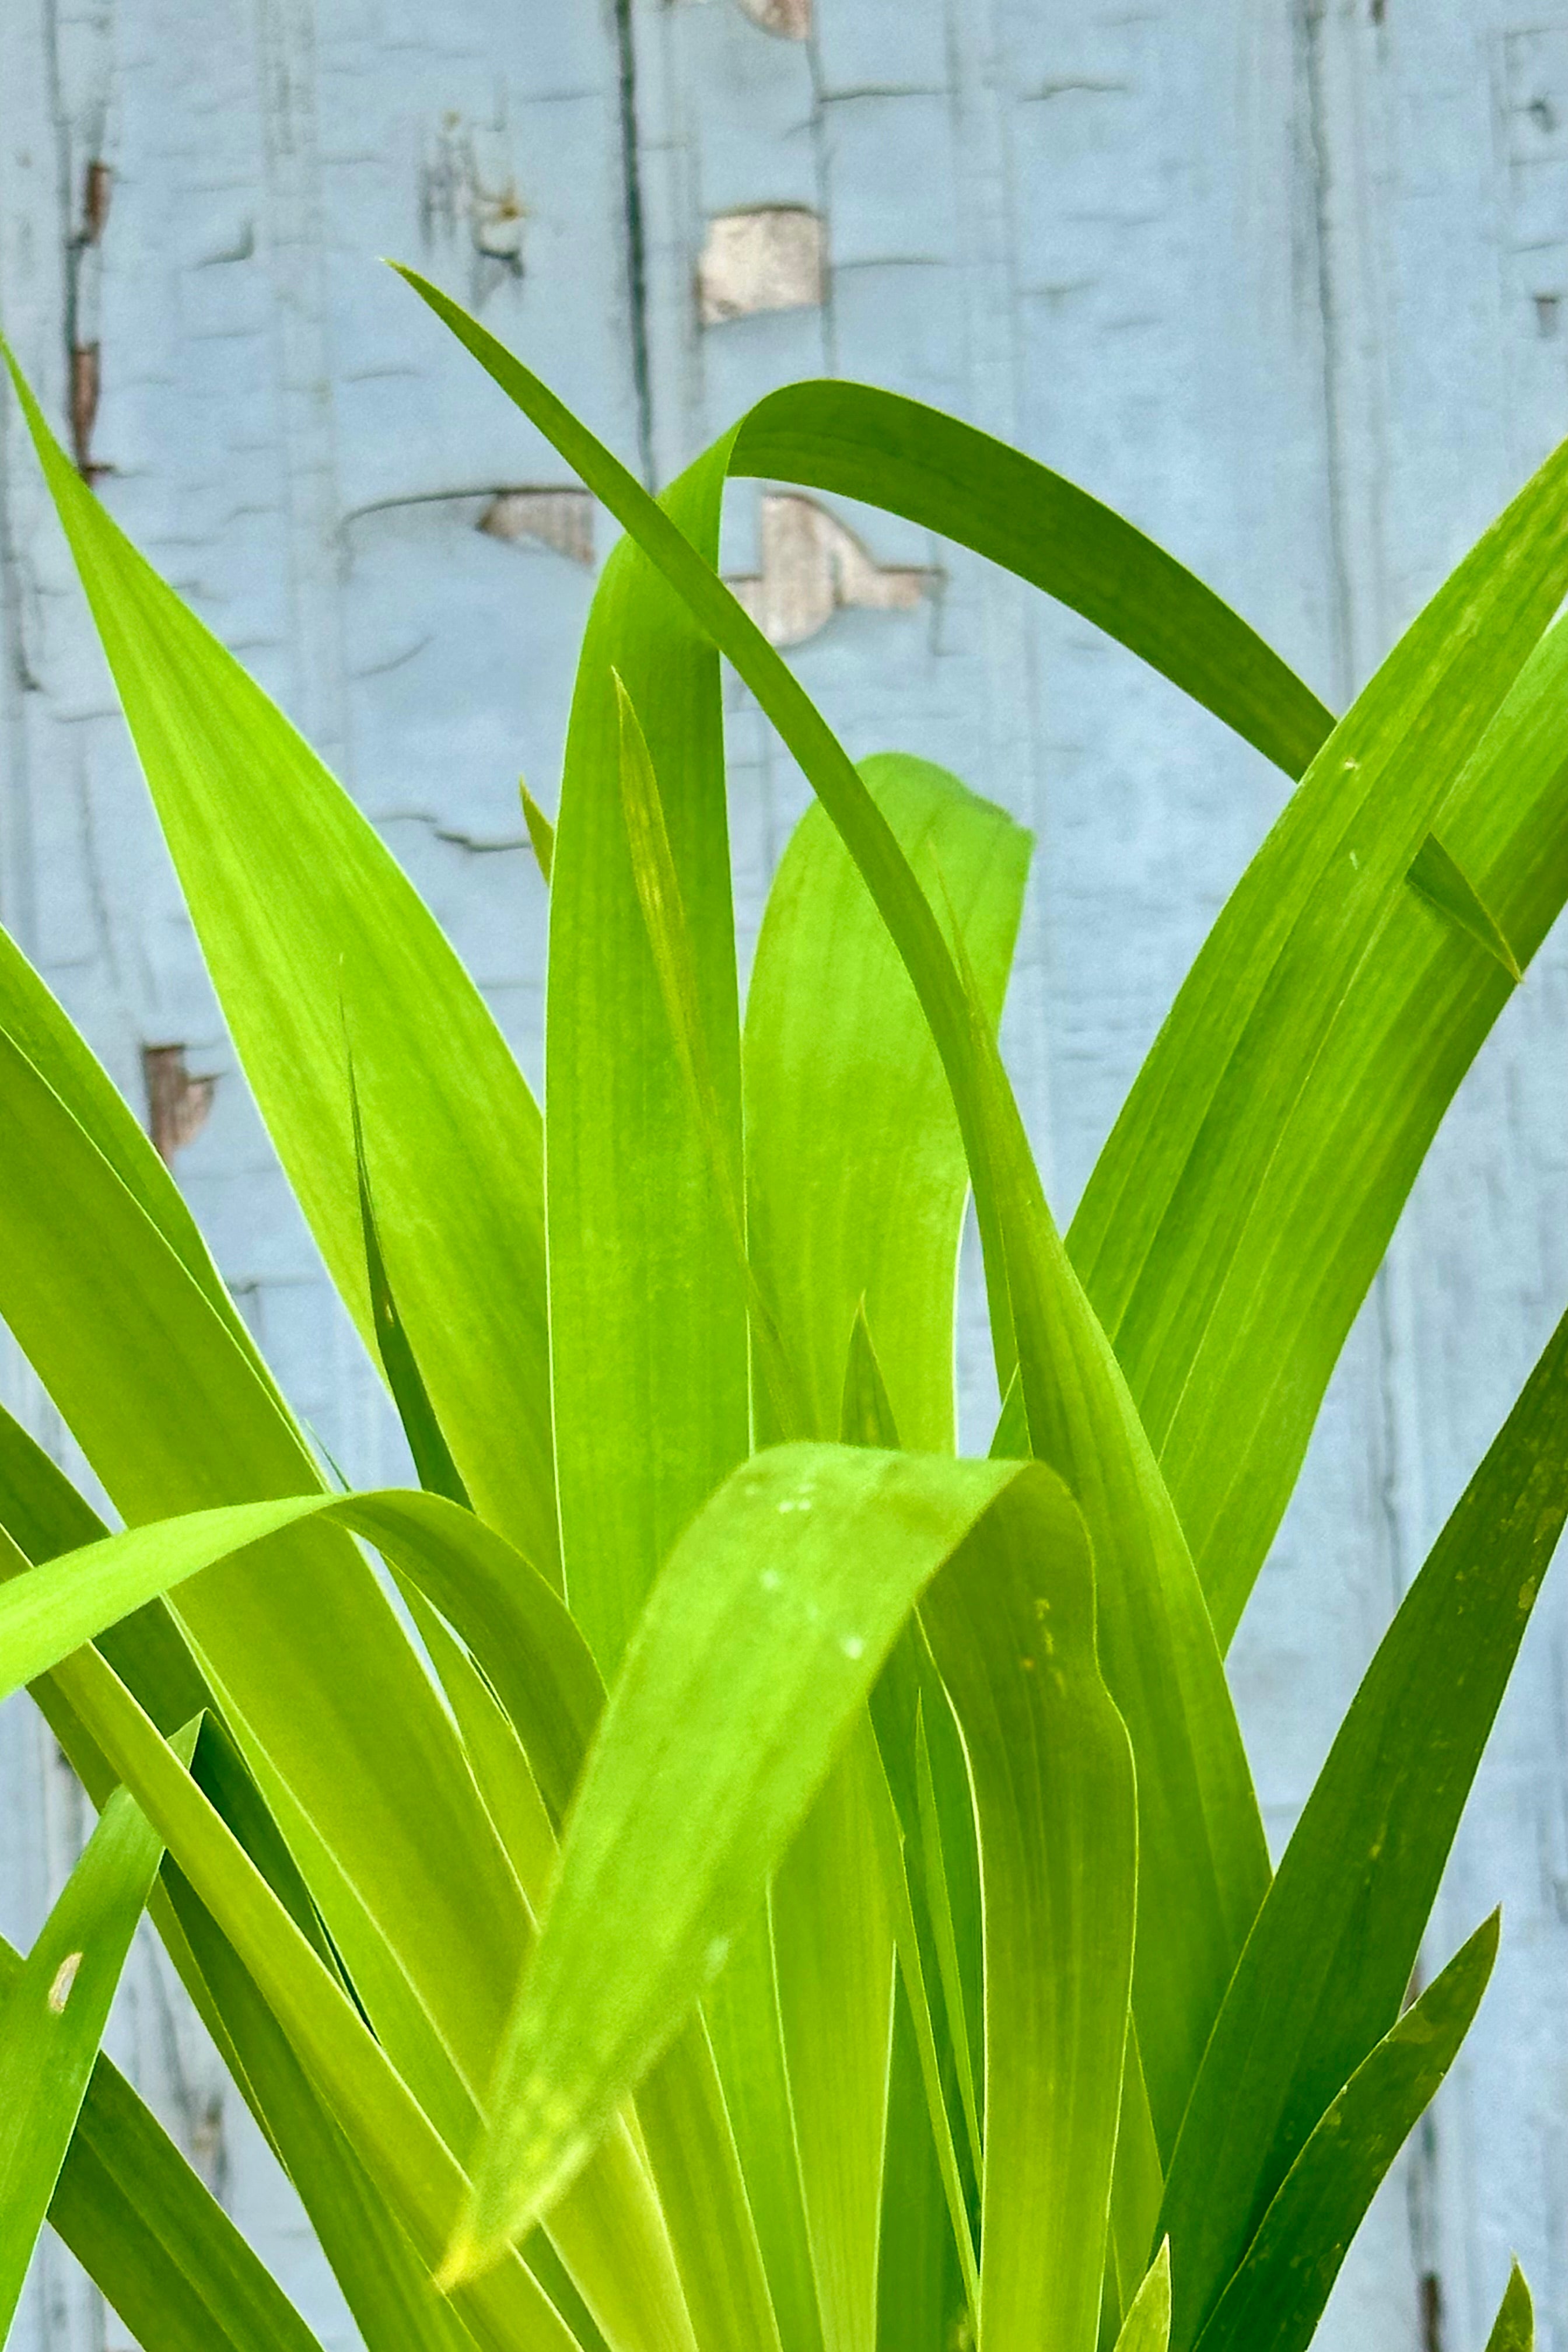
[614,0,656,487]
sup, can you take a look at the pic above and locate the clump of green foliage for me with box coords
[0,267,1562,2352]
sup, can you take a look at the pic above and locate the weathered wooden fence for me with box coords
[1,4,1565,2345]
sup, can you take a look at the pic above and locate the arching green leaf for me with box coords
[446,1443,1135,2352]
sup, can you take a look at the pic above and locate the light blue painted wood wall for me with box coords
[1,2,1566,2346]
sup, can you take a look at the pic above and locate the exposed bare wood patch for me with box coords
[65,162,113,480]
[730,494,934,648]
[420,113,527,278]
[69,344,100,480]
[735,0,812,36]
[698,207,824,323]
[1419,2269,1444,2352]
[82,160,112,244]
[142,1046,218,1164]
[478,489,595,563]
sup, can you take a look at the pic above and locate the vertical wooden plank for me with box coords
[1303,11,1568,2348]
[988,12,1429,2342]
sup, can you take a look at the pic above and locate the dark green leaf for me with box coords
[1194,1919,1499,2352]
[1161,1301,1568,2346]
[0,1738,189,2334]
[348,1051,471,1511]
[1485,2263,1534,2352]
[1070,472,1568,1644]
[0,1931,330,2352]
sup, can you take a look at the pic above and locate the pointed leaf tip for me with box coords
[1406,831,1523,984]
[1485,2260,1534,2352]
[1115,2239,1173,2352]
[519,778,554,884]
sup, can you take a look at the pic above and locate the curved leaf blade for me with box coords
[0,1471,746,2352]
[0,1419,498,2352]
[0,1448,485,2352]
[444,1444,1009,2269]
[0,966,530,2139]
[0,1485,598,1832]
[728,382,1334,780]
[446,1441,1134,2352]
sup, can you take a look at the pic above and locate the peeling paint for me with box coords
[68,343,100,480]
[478,488,594,562]
[420,111,528,282]
[142,1046,218,1164]
[81,160,111,244]
[736,0,813,35]
[730,493,932,646]
[66,160,111,480]
[697,206,824,322]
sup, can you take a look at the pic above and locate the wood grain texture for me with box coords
[1,3,1565,2346]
